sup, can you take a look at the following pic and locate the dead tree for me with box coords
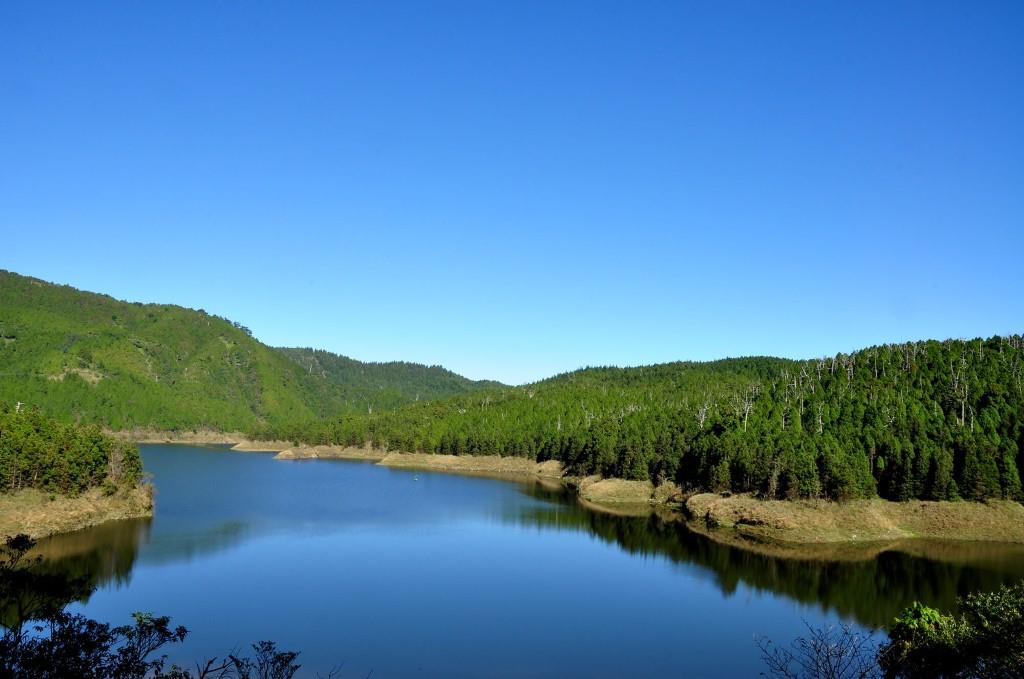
[742,384,759,431]
[950,356,969,427]
[696,400,711,430]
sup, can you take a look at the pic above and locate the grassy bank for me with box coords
[684,518,1024,563]
[112,428,248,445]
[0,485,152,539]
[686,492,1024,544]
[270,445,565,477]
[1,408,149,539]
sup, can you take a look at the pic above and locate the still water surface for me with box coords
[35,445,1024,677]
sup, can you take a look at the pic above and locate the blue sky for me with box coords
[2,1,1022,384]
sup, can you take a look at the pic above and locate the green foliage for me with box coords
[264,336,1024,501]
[277,346,503,411]
[0,270,498,431]
[0,404,142,495]
[879,581,1024,678]
[761,580,1024,678]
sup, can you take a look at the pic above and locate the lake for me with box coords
[31,444,1024,677]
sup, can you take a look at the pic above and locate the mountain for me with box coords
[0,270,497,430]
[276,347,502,413]
[6,268,1021,503]
[260,338,1024,502]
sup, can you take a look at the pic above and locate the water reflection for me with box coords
[30,517,150,594]
[23,447,1024,635]
[510,481,1024,627]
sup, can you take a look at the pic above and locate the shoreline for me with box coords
[683,518,1024,563]
[116,431,1024,546]
[0,485,153,540]
[684,492,1024,545]
[109,428,251,445]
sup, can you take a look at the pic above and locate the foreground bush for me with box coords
[760,580,1024,679]
[878,581,1024,678]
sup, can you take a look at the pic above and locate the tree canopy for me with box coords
[0,404,142,496]
[259,336,1024,502]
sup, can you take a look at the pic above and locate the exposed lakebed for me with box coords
[32,445,1024,677]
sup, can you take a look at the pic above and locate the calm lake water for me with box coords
[32,445,1024,677]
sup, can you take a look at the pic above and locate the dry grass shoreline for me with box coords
[685,492,1024,544]
[115,430,1024,547]
[108,428,251,445]
[0,485,153,540]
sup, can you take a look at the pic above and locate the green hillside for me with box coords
[0,271,494,430]
[277,347,502,412]
[260,337,1024,502]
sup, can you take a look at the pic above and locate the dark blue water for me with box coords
[37,445,1024,677]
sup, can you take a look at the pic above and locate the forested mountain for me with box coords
[5,270,1021,503]
[277,347,502,412]
[0,271,494,430]
[258,337,1024,502]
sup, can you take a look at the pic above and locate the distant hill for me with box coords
[276,347,502,413]
[0,270,497,430]
[258,356,802,456]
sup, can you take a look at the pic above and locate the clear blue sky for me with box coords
[2,1,1022,385]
